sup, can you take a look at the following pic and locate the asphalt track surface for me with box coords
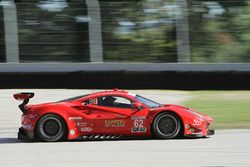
[0,89,250,167]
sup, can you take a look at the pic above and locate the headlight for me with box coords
[186,109,205,119]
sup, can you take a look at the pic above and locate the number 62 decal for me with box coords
[134,119,144,128]
[131,118,146,132]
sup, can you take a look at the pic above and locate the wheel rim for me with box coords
[156,115,179,137]
[43,120,60,136]
[39,117,63,139]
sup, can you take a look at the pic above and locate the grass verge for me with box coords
[183,91,250,129]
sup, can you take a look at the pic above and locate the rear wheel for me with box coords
[36,114,67,142]
[153,112,181,139]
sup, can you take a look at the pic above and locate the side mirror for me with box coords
[133,102,144,111]
[82,102,88,106]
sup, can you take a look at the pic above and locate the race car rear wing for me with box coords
[13,92,34,113]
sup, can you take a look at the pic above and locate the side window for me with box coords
[99,96,133,109]
[83,98,98,105]
[89,98,98,105]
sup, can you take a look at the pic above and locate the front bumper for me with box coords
[18,127,35,141]
[185,129,215,138]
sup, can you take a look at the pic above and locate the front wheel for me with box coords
[152,112,182,139]
[36,114,67,142]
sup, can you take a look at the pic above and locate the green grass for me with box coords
[183,91,250,129]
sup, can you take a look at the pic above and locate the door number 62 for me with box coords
[134,119,144,128]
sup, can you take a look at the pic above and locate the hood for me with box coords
[160,104,213,123]
[162,104,189,110]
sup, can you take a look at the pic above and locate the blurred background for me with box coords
[0,0,250,129]
[1,0,250,63]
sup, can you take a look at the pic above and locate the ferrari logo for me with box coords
[105,120,125,127]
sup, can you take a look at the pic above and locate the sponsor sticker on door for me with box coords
[105,120,125,127]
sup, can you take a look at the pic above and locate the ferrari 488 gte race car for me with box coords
[14,89,214,142]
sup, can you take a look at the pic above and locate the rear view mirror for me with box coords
[133,102,144,110]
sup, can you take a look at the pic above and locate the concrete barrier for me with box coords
[1,70,250,89]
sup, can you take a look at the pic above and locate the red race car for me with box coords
[14,89,214,142]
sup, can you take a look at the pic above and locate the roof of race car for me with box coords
[58,89,136,102]
[87,89,136,97]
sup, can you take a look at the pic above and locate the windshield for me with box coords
[135,95,161,108]
[58,94,89,102]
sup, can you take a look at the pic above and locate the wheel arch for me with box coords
[150,110,184,137]
[34,112,69,139]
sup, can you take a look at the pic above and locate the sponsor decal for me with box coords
[70,129,75,135]
[193,119,203,126]
[69,117,82,120]
[131,116,146,120]
[76,122,88,127]
[89,98,98,105]
[131,127,146,132]
[105,120,125,127]
[80,127,93,132]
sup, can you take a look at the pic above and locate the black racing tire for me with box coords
[152,112,182,139]
[36,114,67,142]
